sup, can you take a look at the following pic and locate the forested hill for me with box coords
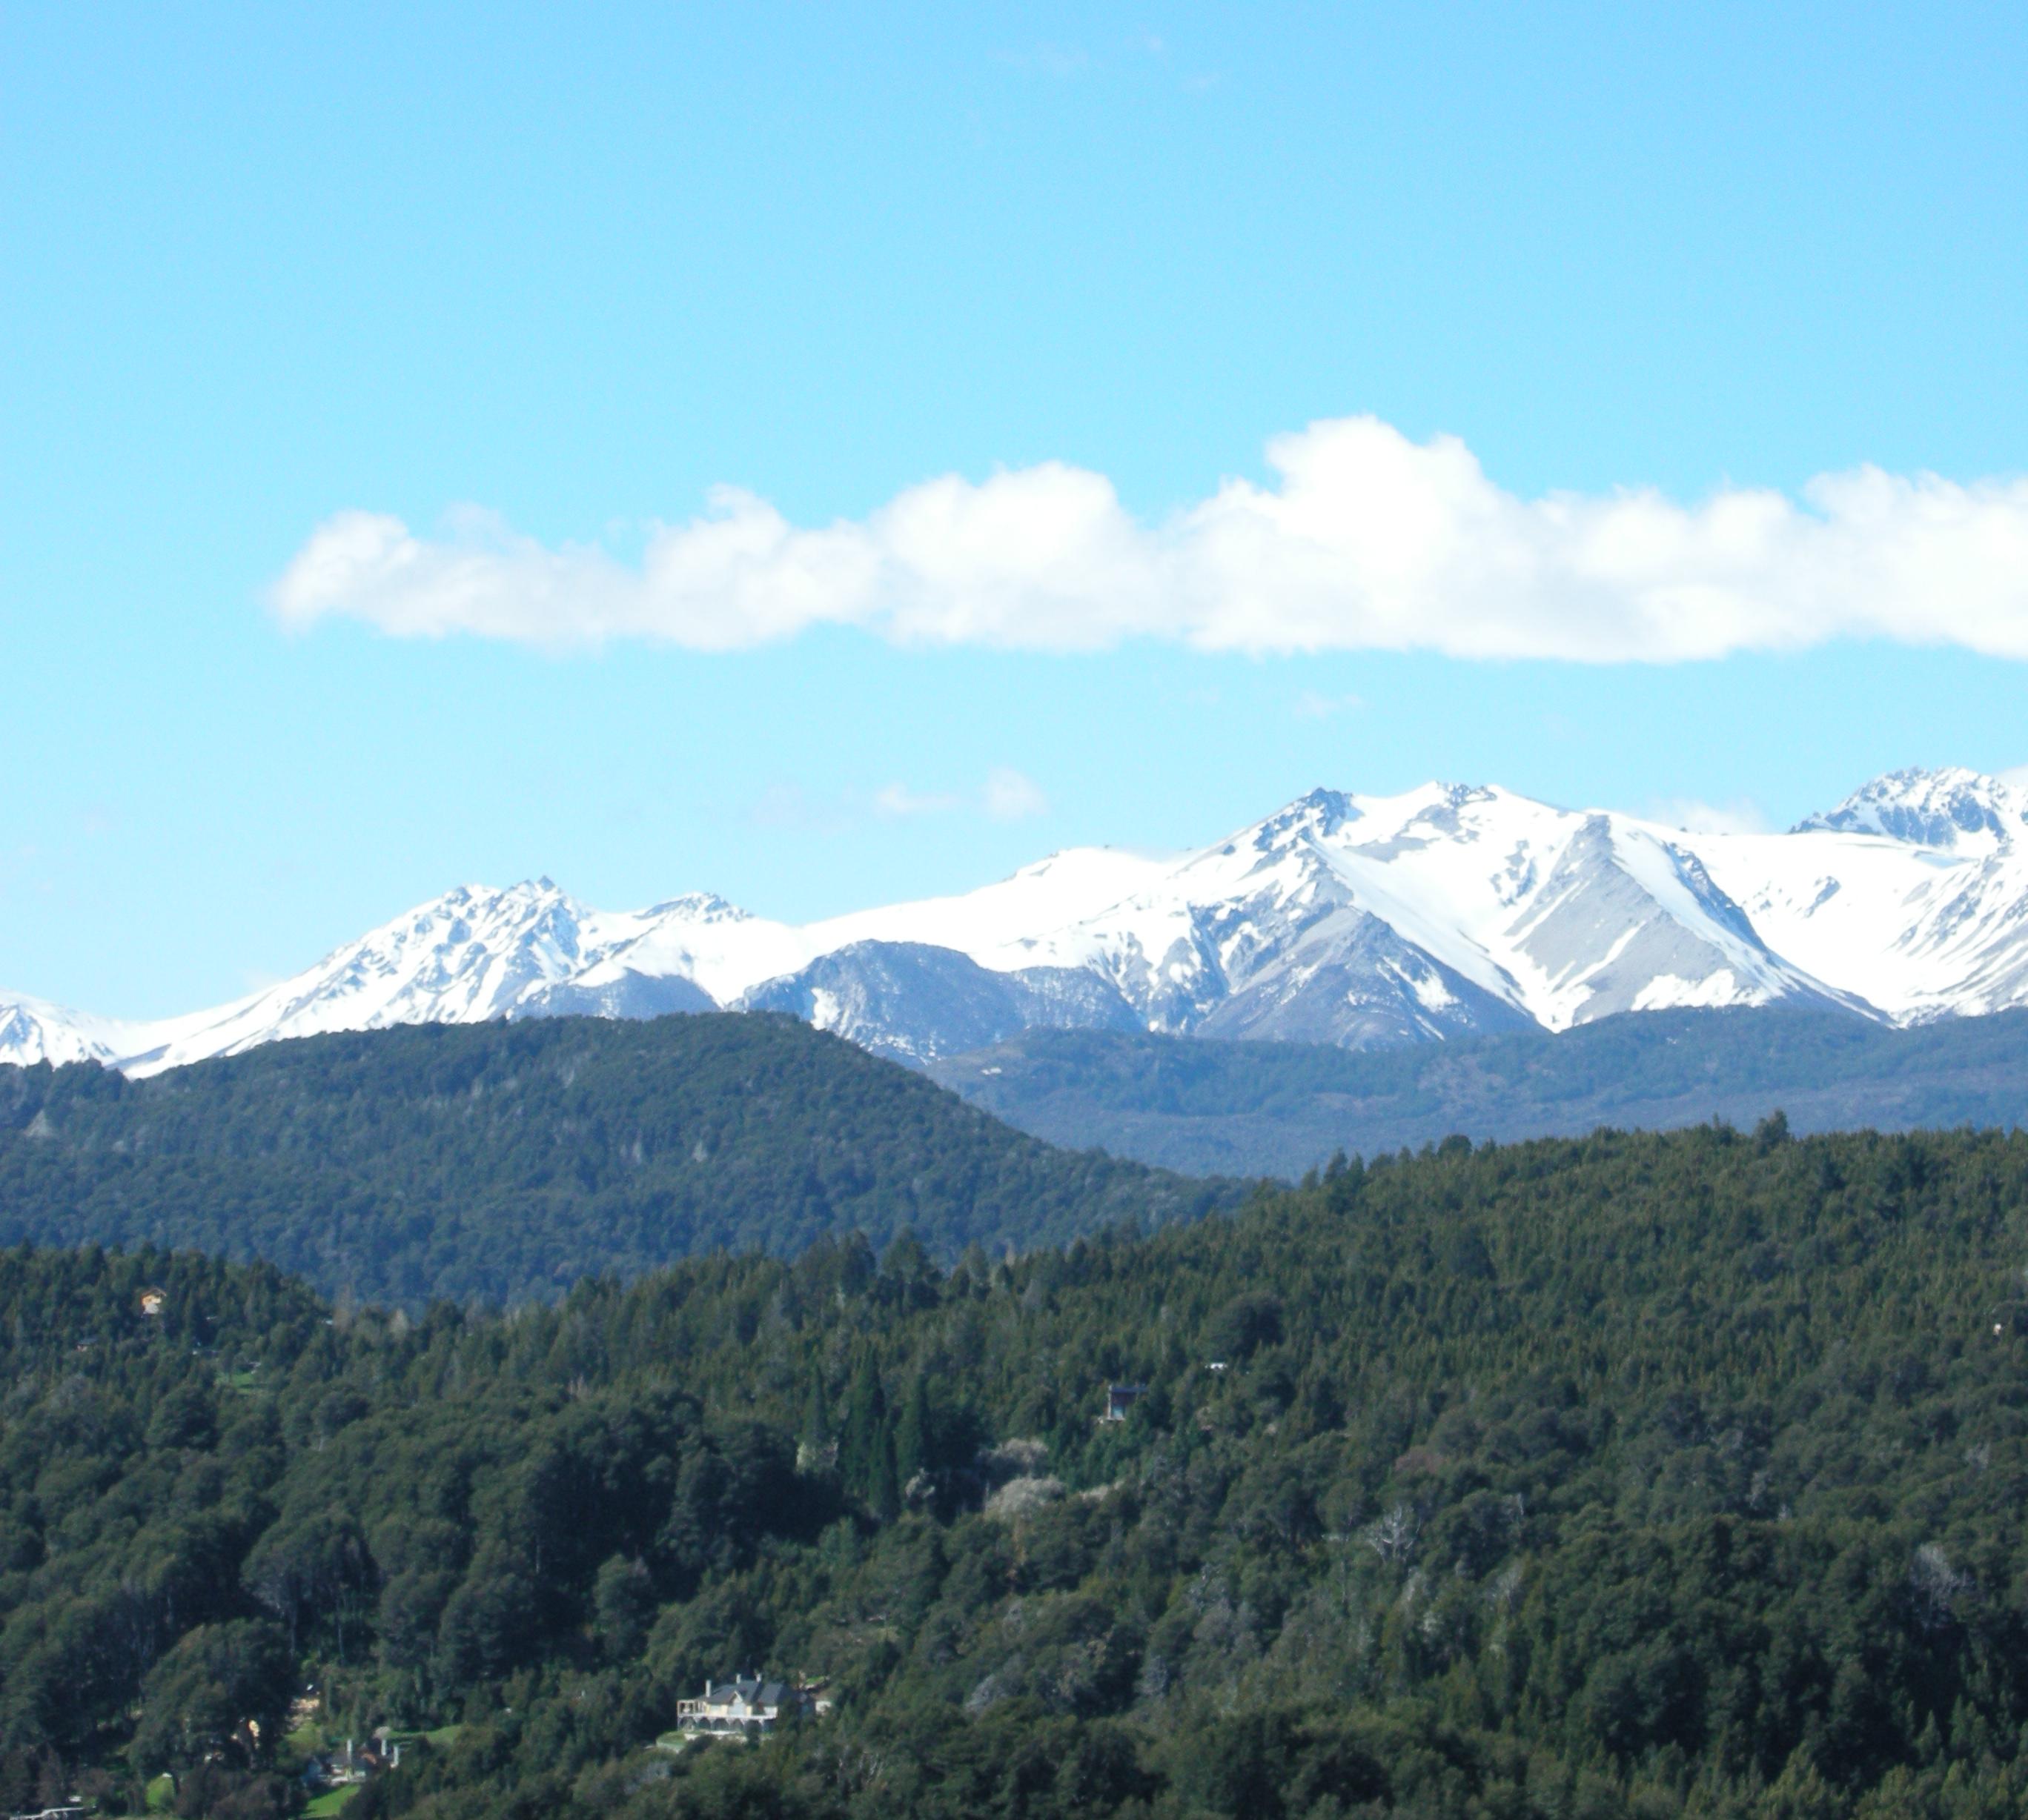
[932,1005,2028,1177]
[13,1122,2028,1816]
[0,1014,1232,1306]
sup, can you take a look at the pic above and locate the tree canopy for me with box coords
[933,1005,2028,1176]
[4,1120,2028,1813]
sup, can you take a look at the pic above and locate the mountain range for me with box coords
[10,764,2028,1075]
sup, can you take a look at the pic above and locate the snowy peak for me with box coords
[1252,786,1364,848]
[298,879,598,1010]
[646,891,753,925]
[1795,768,2028,852]
[110,880,615,1075]
[1010,781,1807,1046]
[0,994,129,1069]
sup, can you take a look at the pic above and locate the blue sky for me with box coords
[4,2,2028,1017]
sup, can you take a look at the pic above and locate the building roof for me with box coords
[698,1676,789,1709]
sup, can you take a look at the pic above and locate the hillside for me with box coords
[8,1123,2028,1815]
[932,1005,2028,1176]
[0,1014,1231,1306]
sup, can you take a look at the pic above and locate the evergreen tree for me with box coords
[838,1355,886,1500]
[800,1360,829,1457]
[870,1423,901,1523]
[893,1371,930,1487]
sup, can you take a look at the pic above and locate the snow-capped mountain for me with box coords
[10,767,2028,1075]
[0,993,137,1070]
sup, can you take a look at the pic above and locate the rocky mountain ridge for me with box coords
[10,766,2028,1072]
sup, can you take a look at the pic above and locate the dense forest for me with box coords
[7,1120,2028,1815]
[0,1016,1231,1305]
[933,1006,2028,1177]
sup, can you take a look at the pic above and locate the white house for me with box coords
[674,1676,829,1738]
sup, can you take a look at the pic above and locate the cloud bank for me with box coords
[271,417,2028,662]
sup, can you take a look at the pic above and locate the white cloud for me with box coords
[749,783,853,835]
[877,771,1047,821]
[1293,689,1365,720]
[873,783,959,820]
[271,416,2028,663]
[753,773,1045,831]
[982,768,1049,820]
[1649,797,1774,837]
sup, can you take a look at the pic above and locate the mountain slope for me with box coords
[932,1006,2028,1178]
[0,1014,1234,1306]
[13,766,2028,1071]
[740,940,1143,1063]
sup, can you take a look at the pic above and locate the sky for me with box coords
[4,1,2028,1018]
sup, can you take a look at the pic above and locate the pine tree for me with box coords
[870,1421,901,1522]
[894,1370,930,1488]
[839,1355,886,1498]
[801,1361,829,1456]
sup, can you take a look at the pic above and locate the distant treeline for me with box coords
[933,1005,2028,1176]
[5,1120,2028,1815]
[0,1014,1233,1305]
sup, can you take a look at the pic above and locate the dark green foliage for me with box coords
[131,1621,294,1773]
[13,1123,2028,1813]
[593,1557,655,1663]
[0,1014,1231,1306]
[932,1005,2028,1176]
[1205,1289,1282,1361]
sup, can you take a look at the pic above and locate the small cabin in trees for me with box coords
[1101,1384,1147,1423]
